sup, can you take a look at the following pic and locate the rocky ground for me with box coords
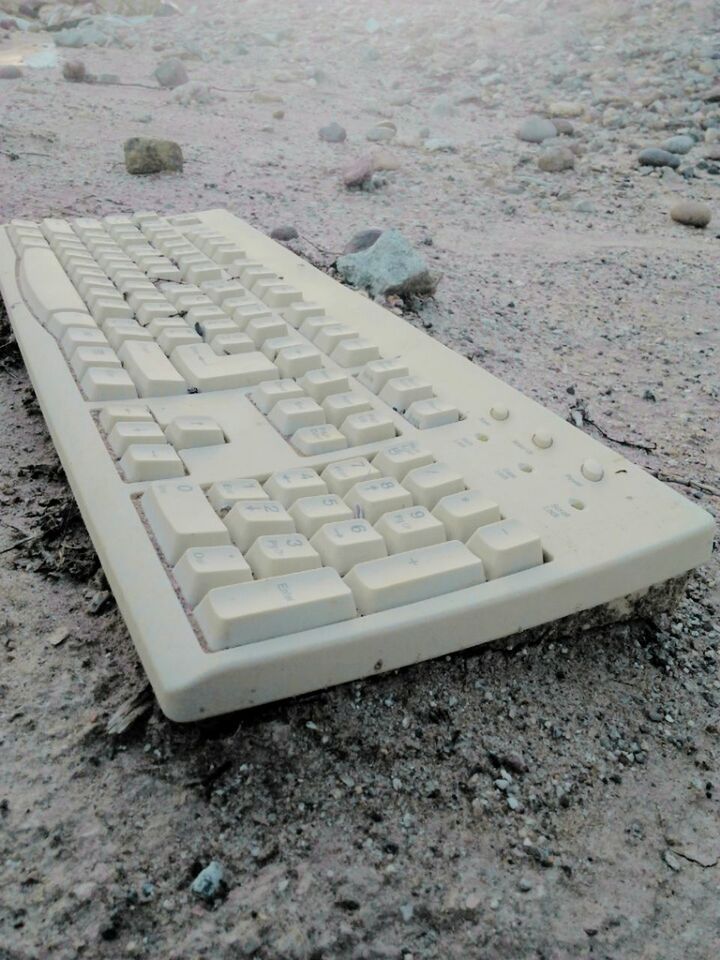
[0,0,719,958]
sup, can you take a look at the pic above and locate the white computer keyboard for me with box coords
[0,208,713,720]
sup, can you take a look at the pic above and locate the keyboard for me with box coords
[1,208,713,721]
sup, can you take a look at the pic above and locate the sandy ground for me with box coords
[0,0,719,957]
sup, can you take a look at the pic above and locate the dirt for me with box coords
[0,1,718,958]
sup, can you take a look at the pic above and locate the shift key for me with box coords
[119,339,186,397]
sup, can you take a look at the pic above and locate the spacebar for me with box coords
[18,247,86,325]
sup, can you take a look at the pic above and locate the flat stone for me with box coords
[548,100,584,118]
[670,200,711,228]
[538,145,575,172]
[335,229,438,299]
[366,121,396,143]
[154,57,188,89]
[319,121,346,143]
[124,137,183,175]
[662,135,695,155]
[516,117,557,143]
[638,148,680,168]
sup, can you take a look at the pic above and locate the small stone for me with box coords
[124,137,183,175]
[638,148,680,169]
[272,109,285,120]
[155,1,181,15]
[518,877,533,892]
[366,121,396,143]
[343,155,376,189]
[423,137,456,152]
[538,145,575,172]
[548,100,584,118]
[670,200,711,228]
[705,145,720,161]
[552,118,574,135]
[46,625,70,647]
[191,861,225,902]
[86,591,110,615]
[663,849,682,872]
[662,135,695,155]
[400,903,414,922]
[319,121,347,143]
[335,229,438,299]
[516,117,557,143]
[702,86,720,103]
[343,229,383,255]
[0,65,22,79]
[154,58,188,89]
[574,199,596,213]
[62,60,87,83]
[270,225,299,242]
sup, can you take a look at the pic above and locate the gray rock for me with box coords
[538,145,575,172]
[662,135,695,155]
[0,65,22,79]
[638,148,680,168]
[343,156,375,189]
[54,24,109,48]
[155,1,181,15]
[191,861,225,901]
[574,199,596,213]
[423,137,456,152]
[335,230,438,299]
[343,229,383,254]
[366,122,396,143]
[670,200,711,228]
[124,137,183,175]
[319,121,347,143]
[516,117,557,143]
[552,118,574,135]
[62,60,87,82]
[270,225,299,241]
[154,58,188,89]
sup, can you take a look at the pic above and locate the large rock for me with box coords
[670,200,711,228]
[154,57,188,89]
[335,230,438,299]
[124,137,183,174]
[516,116,557,143]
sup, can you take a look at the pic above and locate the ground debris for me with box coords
[106,686,153,736]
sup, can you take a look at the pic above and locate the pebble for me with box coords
[538,145,575,172]
[319,121,347,143]
[124,137,183,175]
[62,60,87,83]
[154,57,188,89]
[270,225,299,241]
[516,117,557,143]
[704,145,720,161]
[548,100,584,118]
[638,148,680,168]
[0,65,22,79]
[366,121,397,143]
[552,118,574,136]
[662,135,695,155]
[335,230,438,299]
[663,849,682,872]
[574,199,596,213]
[343,229,383,254]
[191,861,225,901]
[670,200,711,228]
[343,156,376,189]
[423,137,456,152]
[518,877,533,892]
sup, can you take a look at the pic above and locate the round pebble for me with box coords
[538,145,575,172]
[552,118,574,136]
[638,148,680,169]
[270,225,299,241]
[516,116,557,143]
[319,121,347,143]
[670,200,711,228]
[662,135,695,155]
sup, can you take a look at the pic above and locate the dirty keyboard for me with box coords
[0,208,713,721]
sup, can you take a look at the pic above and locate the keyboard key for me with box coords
[289,494,354,538]
[165,416,224,449]
[290,424,348,456]
[276,344,323,379]
[70,345,121,380]
[321,457,381,496]
[157,327,202,355]
[466,519,543,580]
[298,368,350,402]
[375,506,446,553]
[344,541,485,615]
[269,397,325,436]
[285,301,325,327]
[18,247,86,323]
[104,319,154,350]
[314,323,358,354]
[358,358,410,394]
[251,378,305,414]
[264,468,327,507]
[255,282,303,309]
[210,332,254,355]
[261,335,304,361]
[372,441,434,480]
[310,518,387,576]
[405,398,460,429]
[344,477,412,524]
[300,316,339,340]
[142,480,230,564]
[173,546,252,607]
[195,568,357,651]
[246,315,287,346]
[331,337,381,367]
[208,479,267,512]
[432,491,501,542]
[119,340,187,397]
[225,500,296,552]
[379,376,434,413]
[47,310,96,340]
[99,404,153,433]
[341,411,396,446]
[171,343,278,391]
[322,392,373,427]
[120,443,183,481]
[81,366,137,401]
[403,463,465,509]
[108,420,165,457]
[246,533,321,579]
[60,326,108,357]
